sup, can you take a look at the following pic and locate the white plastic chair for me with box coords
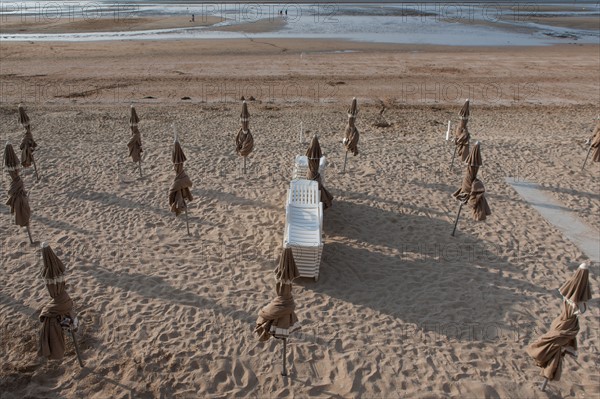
[292,155,327,184]
[283,180,324,281]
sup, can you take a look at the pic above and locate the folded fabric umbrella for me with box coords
[127,106,143,177]
[18,104,39,180]
[451,142,487,235]
[4,143,33,243]
[129,105,140,127]
[4,141,20,179]
[169,164,193,216]
[169,138,193,235]
[38,243,82,366]
[582,120,600,169]
[559,263,592,310]
[468,179,491,221]
[306,135,333,209]
[20,128,38,168]
[18,104,30,128]
[342,97,359,172]
[128,125,143,178]
[255,247,300,376]
[526,301,579,384]
[7,172,32,228]
[128,126,143,163]
[172,139,187,165]
[452,141,482,201]
[451,99,471,169]
[592,121,600,162]
[235,100,254,174]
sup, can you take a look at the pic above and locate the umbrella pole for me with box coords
[138,161,143,178]
[243,156,246,175]
[342,150,348,173]
[70,329,84,367]
[32,157,40,181]
[185,207,191,236]
[451,202,464,236]
[450,146,457,170]
[582,145,593,170]
[540,378,548,391]
[26,224,33,244]
[281,337,288,376]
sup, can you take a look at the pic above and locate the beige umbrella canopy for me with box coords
[127,106,143,177]
[559,263,592,309]
[344,98,360,155]
[18,104,39,180]
[128,126,143,163]
[4,142,20,178]
[172,139,187,165]
[451,99,471,168]
[452,141,482,201]
[18,103,30,128]
[38,243,81,365]
[451,142,489,235]
[468,179,491,221]
[582,120,600,170]
[235,100,254,174]
[4,143,33,243]
[20,128,37,167]
[306,135,333,209]
[526,300,579,383]
[589,120,600,163]
[129,105,140,127]
[255,248,300,342]
[169,139,193,235]
[255,247,300,376]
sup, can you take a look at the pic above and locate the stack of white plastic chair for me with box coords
[283,179,323,281]
[292,155,327,184]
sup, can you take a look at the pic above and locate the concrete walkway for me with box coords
[506,178,600,262]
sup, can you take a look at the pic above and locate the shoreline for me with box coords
[1,37,597,52]
[0,9,597,45]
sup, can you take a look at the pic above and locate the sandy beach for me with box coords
[1,20,599,399]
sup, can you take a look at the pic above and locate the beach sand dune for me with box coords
[0,99,598,398]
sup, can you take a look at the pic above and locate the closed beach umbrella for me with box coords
[591,121,600,162]
[583,120,600,169]
[255,247,300,376]
[526,301,580,384]
[306,135,333,209]
[342,98,359,172]
[4,142,20,179]
[20,128,37,168]
[452,141,482,201]
[451,99,471,168]
[127,107,143,177]
[559,263,592,310]
[172,139,187,165]
[18,103,30,128]
[451,142,486,235]
[235,100,254,174]
[4,143,33,243]
[128,126,143,164]
[169,138,193,235]
[38,243,82,366]
[129,105,140,127]
[468,179,491,221]
[18,104,39,180]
